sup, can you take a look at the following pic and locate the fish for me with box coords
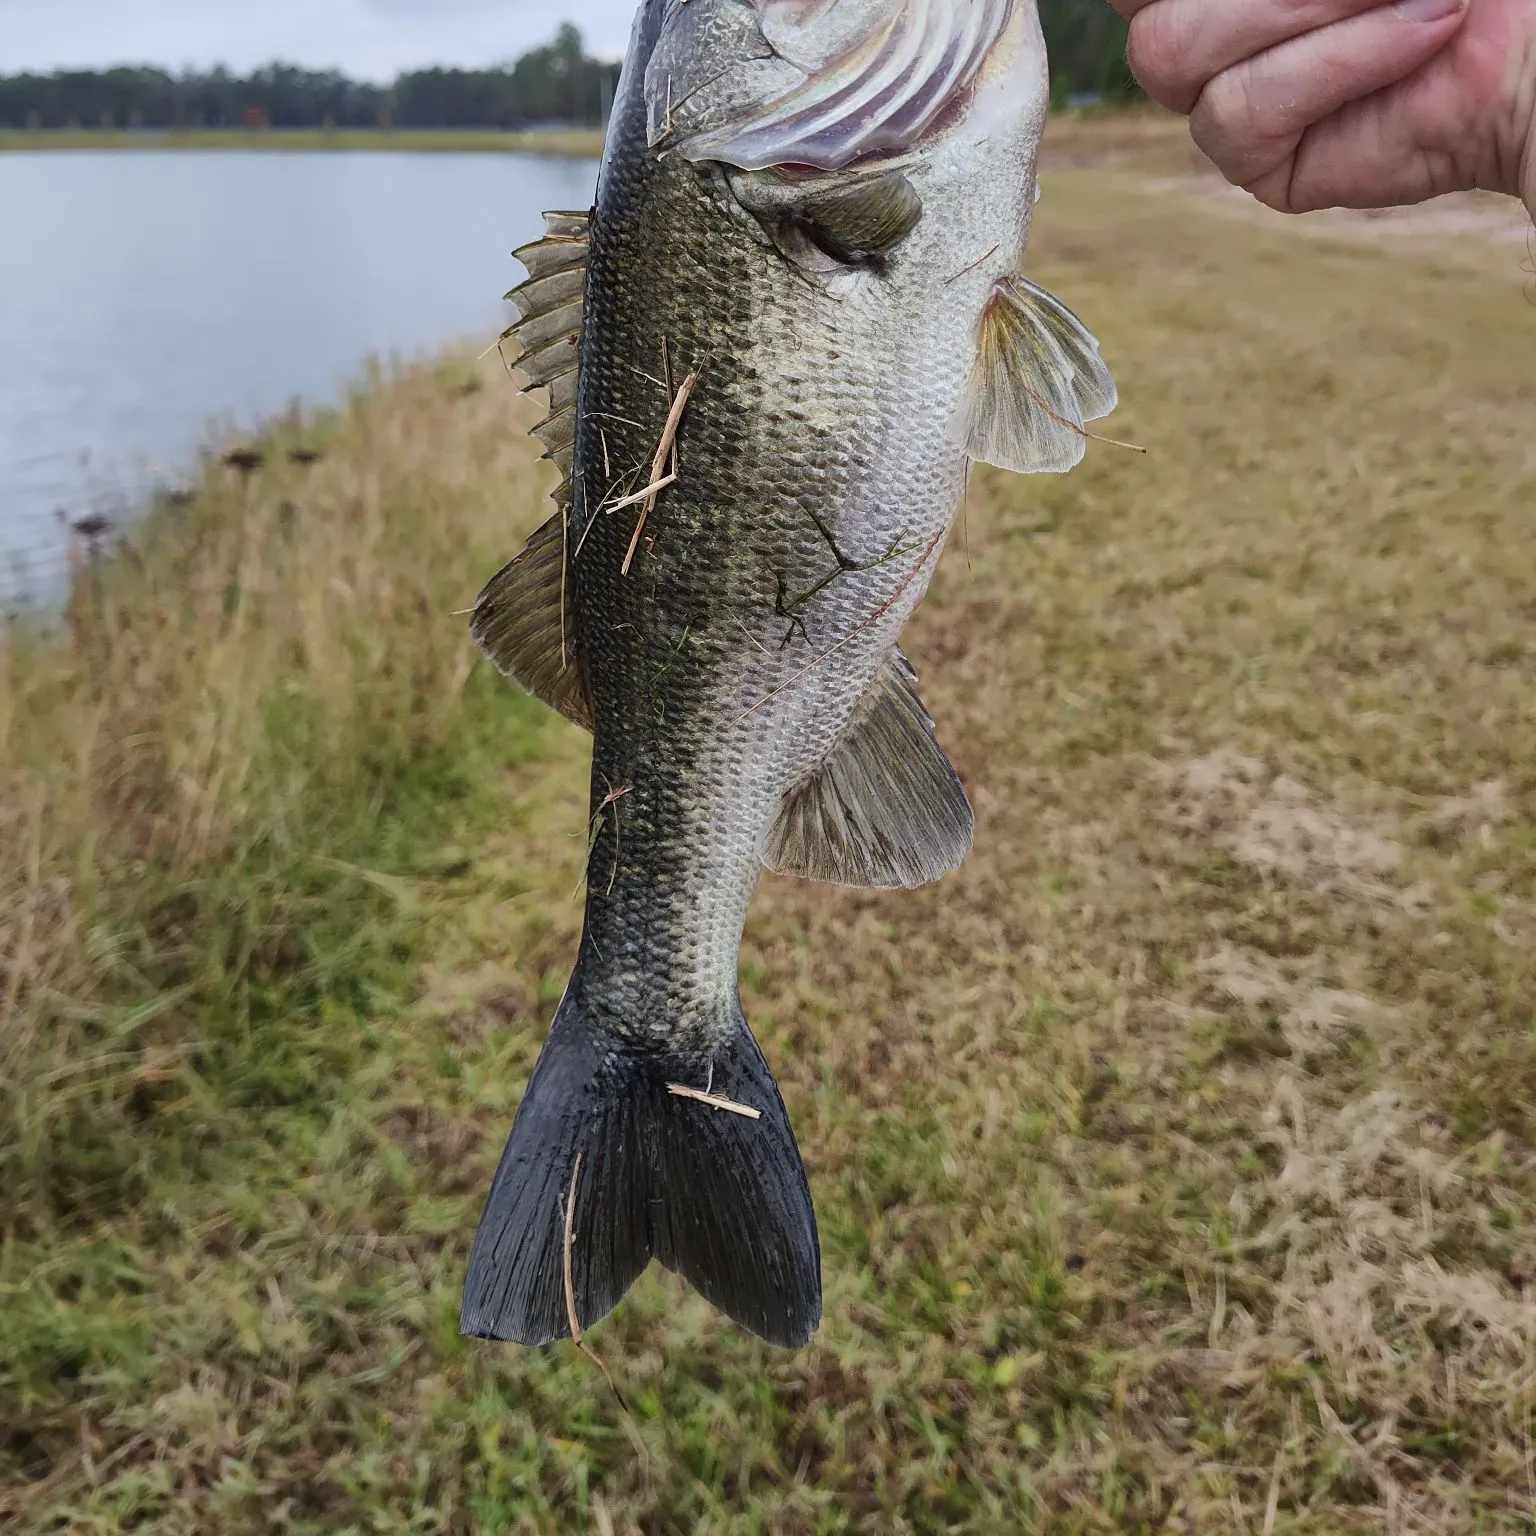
[461,0,1118,1350]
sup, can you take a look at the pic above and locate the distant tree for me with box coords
[1038,0,1139,105]
[0,25,619,131]
[0,15,1132,133]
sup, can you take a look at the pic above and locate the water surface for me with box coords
[0,150,597,603]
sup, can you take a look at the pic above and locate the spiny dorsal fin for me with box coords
[473,211,592,724]
[501,208,591,497]
[958,275,1118,475]
[763,651,972,889]
[470,510,593,730]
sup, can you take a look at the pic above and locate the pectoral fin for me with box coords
[959,276,1118,475]
[798,173,923,262]
[764,651,972,890]
[471,511,592,730]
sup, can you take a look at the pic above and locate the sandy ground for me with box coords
[1044,109,1536,252]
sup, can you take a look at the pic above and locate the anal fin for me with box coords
[959,276,1118,475]
[764,651,972,889]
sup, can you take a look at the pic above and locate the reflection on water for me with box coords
[0,150,597,604]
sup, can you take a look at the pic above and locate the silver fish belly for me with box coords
[462,0,1119,1350]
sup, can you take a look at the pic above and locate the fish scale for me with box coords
[462,0,1121,1350]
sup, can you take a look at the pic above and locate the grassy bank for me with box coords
[4,173,1536,1532]
[0,127,605,155]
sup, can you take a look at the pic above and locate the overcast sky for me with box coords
[0,1,639,80]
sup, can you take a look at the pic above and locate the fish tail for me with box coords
[460,985,821,1349]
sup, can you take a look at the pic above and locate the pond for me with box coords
[0,149,598,604]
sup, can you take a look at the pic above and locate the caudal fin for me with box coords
[460,989,821,1348]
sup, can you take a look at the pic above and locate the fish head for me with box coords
[600,0,1111,562]
[646,1,1042,173]
[642,0,1048,297]
[636,0,1065,469]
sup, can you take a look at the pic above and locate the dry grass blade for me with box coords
[561,1152,624,1405]
[1262,1444,1283,1536]
[600,472,678,516]
[561,1153,582,1343]
[622,371,695,576]
[1021,379,1148,454]
[665,1084,763,1120]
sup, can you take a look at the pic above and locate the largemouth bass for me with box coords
[462,0,1117,1349]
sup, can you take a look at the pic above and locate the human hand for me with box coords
[1107,0,1536,219]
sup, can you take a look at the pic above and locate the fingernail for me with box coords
[1393,0,1465,21]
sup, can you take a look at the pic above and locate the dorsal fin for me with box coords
[470,511,593,730]
[474,210,593,726]
[500,208,591,497]
[764,651,973,889]
[957,275,1118,475]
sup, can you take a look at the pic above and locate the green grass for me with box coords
[4,173,1536,1532]
[0,127,605,155]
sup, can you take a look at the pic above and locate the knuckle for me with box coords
[1246,166,1301,214]
[1127,7,1201,109]
[1190,71,1294,193]
[1194,64,1263,145]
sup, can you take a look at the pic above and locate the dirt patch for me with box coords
[1235,777,1402,888]
[1149,174,1535,249]
[1043,113,1533,254]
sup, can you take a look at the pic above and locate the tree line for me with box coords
[0,8,1134,133]
[1040,0,1141,104]
[0,25,618,131]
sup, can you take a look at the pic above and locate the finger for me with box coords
[1190,0,1469,189]
[1274,48,1502,210]
[1272,89,1462,211]
[1129,0,1411,115]
[1107,0,1154,21]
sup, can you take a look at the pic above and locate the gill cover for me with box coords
[646,0,1016,171]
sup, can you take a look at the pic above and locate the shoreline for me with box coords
[0,126,606,155]
[0,108,1177,159]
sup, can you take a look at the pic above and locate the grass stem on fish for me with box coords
[559,1153,626,1405]
[621,369,696,575]
[666,1084,765,1120]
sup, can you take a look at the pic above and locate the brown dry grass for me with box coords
[4,168,1536,1533]
[1040,106,1212,177]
